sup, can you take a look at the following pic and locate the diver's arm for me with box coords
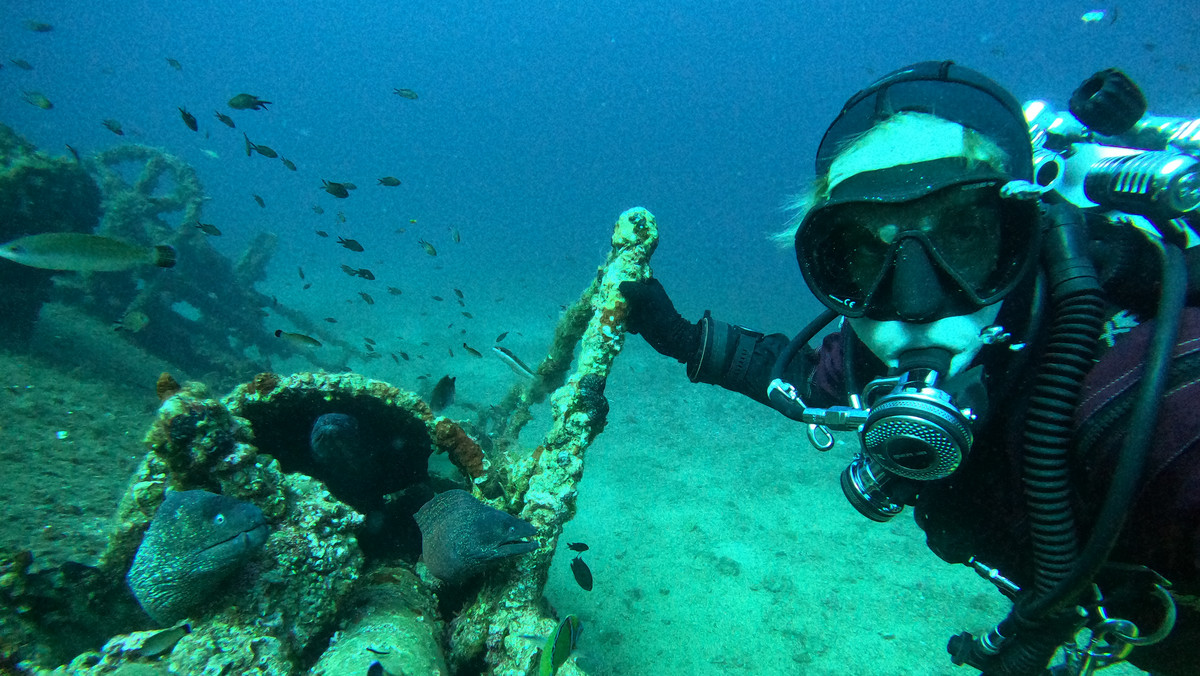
[620,278,839,407]
[687,313,830,406]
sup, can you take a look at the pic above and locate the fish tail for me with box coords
[152,245,177,268]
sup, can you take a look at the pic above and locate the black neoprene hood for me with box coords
[815,61,1035,183]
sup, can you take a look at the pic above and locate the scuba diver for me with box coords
[620,61,1200,675]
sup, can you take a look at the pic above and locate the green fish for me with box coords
[228,93,271,110]
[243,133,278,158]
[22,91,52,110]
[377,176,401,186]
[322,180,350,198]
[214,111,235,128]
[337,237,363,252]
[275,329,322,349]
[539,615,582,676]
[0,233,175,271]
[393,88,419,100]
[195,221,222,236]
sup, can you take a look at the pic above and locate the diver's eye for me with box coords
[214,513,226,526]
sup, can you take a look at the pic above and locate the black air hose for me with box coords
[1020,205,1106,600]
[767,308,838,417]
[976,206,1106,675]
[1024,237,1187,621]
[958,217,1188,676]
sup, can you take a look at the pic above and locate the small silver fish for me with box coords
[133,623,191,658]
[493,346,535,379]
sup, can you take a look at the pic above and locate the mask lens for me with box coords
[803,211,892,311]
[798,181,1036,318]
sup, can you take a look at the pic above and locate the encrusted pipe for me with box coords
[447,208,658,675]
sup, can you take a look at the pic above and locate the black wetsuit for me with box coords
[689,288,1200,674]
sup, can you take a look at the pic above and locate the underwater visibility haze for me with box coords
[0,0,1192,673]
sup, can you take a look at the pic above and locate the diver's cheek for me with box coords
[847,303,1002,378]
[846,317,910,370]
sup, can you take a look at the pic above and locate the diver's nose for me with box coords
[887,238,944,322]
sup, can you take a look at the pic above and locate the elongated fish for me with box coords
[275,329,322,349]
[493,346,535,379]
[0,233,175,271]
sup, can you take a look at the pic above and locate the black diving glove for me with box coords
[619,278,700,363]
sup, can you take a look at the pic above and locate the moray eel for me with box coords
[127,490,269,625]
[309,412,392,506]
[309,413,362,468]
[414,490,537,584]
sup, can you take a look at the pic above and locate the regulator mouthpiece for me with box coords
[860,348,975,481]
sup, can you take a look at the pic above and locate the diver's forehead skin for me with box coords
[828,120,967,191]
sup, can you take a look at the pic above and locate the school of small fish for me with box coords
[0,17,611,675]
[1,38,546,392]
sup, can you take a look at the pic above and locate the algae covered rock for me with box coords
[65,371,464,675]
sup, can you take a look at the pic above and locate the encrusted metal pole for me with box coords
[448,208,658,675]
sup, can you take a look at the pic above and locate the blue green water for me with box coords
[0,1,1187,673]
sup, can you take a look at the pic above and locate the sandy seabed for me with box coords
[540,340,1148,676]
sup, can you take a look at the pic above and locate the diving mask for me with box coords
[796,157,1041,321]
